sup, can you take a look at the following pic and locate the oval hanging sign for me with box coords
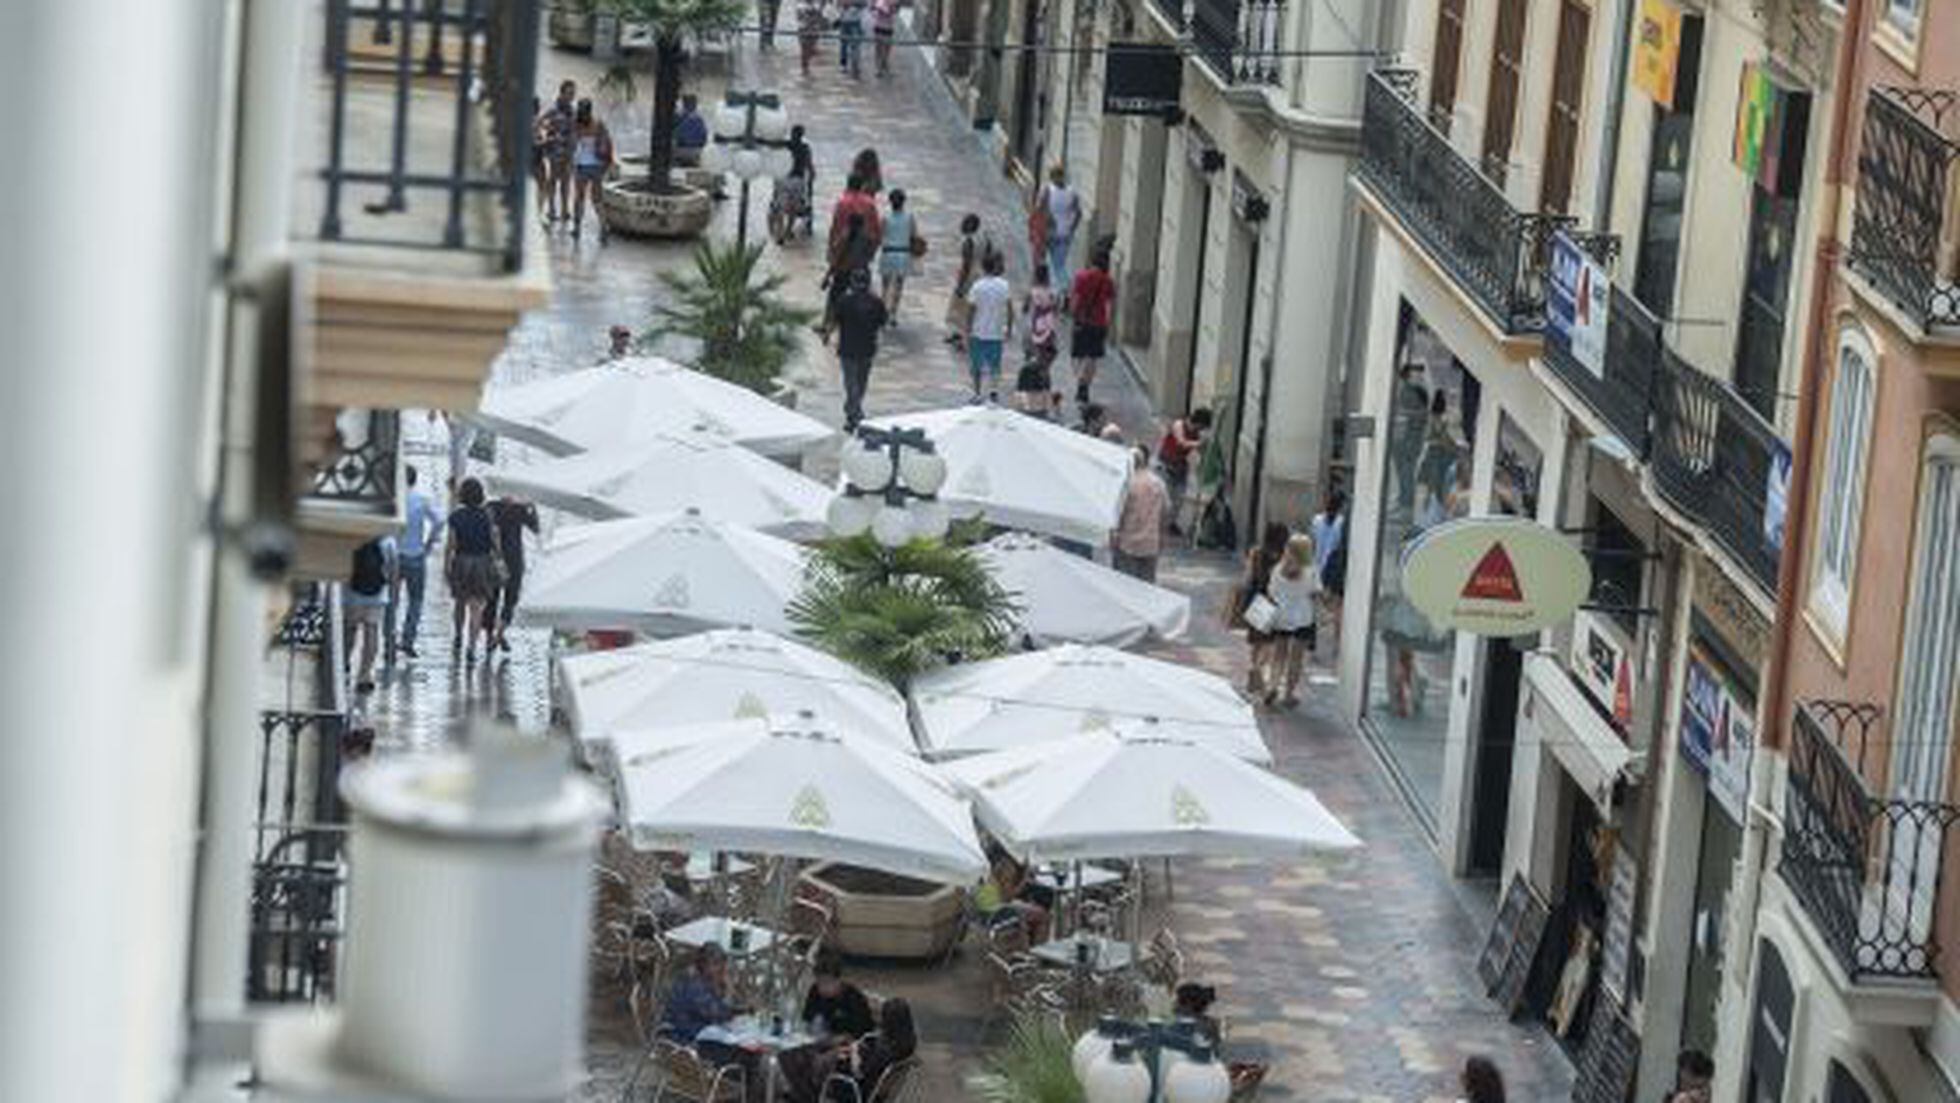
[1400,517,1591,637]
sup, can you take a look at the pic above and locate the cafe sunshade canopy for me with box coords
[909,644,1270,763]
[939,726,1360,862]
[978,532,1189,647]
[612,714,987,884]
[475,356,832,458]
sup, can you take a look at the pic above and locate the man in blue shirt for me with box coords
[673,95,709,167]
[662,944,736,1041]
[394,464,444,659]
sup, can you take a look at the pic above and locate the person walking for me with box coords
[828,172,883,256]
[1309,488,1347,655]
[1015,264,1060,412]
[1031,165,1081,291]
[1232,521,1290,699]
[1156,407,1212,534]
[834,269,889,429]
[796,0,828,74]
[393,464,443,659]
[824,210,878,338]
[850,147,883,196]
[528,97,551,221]
[540,80,577,224]
[1459,1056,1506,1103]
[869,0,898,76]
[963,252,1014,404]
[836,0,866,79]
[877,188,921,323]
[1112,446,1169,582]
[944,213,992,348]
[1664,1050,1713,1103]
[568,98,614,240]
[1067,247,1115,405]
[344,535,395,695]
[1258,533,1319,708]
[444,477,502,664]
[485,493,539,654]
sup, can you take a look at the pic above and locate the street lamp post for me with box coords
[828,425,953,546]
[705,90,793,252]
[1074,1017,1232,1103]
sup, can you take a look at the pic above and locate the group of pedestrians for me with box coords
[532,79,616,240]
[1224,488,1348,710]
[798,0,900,79]
[341,450,542,693]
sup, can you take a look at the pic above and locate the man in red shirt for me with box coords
[1067,246,1116,405]
[828,172,883,257]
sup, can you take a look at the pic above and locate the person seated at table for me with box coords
[975,855,1048,941]
[802,950,876,1042]
[786,997,918,1103]
[661,944,738,1041]
[1175,981,1267,1095]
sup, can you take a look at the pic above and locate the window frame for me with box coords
[1806,325,1879,644]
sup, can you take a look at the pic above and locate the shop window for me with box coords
[1808,329,1876,638]
[1364,302,1481,827]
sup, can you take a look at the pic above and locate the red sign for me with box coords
[1613,657,1634,728]
[1461,543,1526,603]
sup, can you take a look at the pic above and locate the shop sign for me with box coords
[1632,0,1685,109]
[1570,608,1635,733]
[1402,517,1592,637]
[1102,43,1182,117]
[1680,642,1755,822]
[1548,232,1609,379]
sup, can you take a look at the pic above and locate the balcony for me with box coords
[1649,351,1783,595]
[1191,0,1283,86]
[1356,70,1573,336]
[1149,0,1186,33]
[295,409,402,581]
[1543,281,1662,455]
[302,0,550,414]
[1782,701,1960,990]
[1847,86,1960,336]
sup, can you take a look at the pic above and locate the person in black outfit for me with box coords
[785,997,917,1103]
[833,268,888,429]
[802,950,875,1042]
[344,536,394,694]
[444,477,501,663]
[486,494,540,653]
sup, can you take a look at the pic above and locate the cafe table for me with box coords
[1029,931,1136,973]
[696,1015,820,1101]
[1031,863,1124,894]
[664,916,779,957]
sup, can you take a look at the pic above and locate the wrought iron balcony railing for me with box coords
[319,0,540,272]
[1649,352,1783,594]
[1357,69,1573,335]
[307,409,401,512]
[1149,0,1187,32]
[1848,86,1960,332]
[1543,280,1661,457]
[1191,0,1284,86]
[1783,701,1960,983]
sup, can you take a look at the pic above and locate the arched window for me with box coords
[1809,326,1878,639]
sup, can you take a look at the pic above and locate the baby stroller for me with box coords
[768,173,814,244]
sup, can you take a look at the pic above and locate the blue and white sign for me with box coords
[1548,233,1609,378]
[1764,440,1792,559]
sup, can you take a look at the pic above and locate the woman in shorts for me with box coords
[1015,265,1059,412]
[568,99,613,240]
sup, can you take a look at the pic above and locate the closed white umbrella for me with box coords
[940,725,1359,861]
[519,510,806,637]
[978,532,1190,647]
[859,405,1129,545]
[910,644,1270,763]
[483,432,833,538]
[559,628,915,763]
[612,713,987,884]
[475,356,832,458]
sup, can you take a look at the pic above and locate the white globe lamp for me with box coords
[841,440,894,491]
[1081,1041,1151,1103]
[1072,1020,1122,1084]
[826,493,876,538]
[1161,1045,1230,1103]
[897,447,948,495]
[871,504,914,548]
[910,498,950,541]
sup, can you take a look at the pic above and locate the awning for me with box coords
[1523,651,1645,812]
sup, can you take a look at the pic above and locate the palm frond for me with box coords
[967,1012,1085,1103]
[790,534,1021,687]
[644,241,814,394]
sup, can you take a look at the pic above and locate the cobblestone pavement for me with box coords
[351,24,1573,1102]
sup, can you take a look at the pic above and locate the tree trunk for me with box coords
[648,35,684,190]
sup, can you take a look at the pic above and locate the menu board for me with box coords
[1599,842,1639,1005]
[1479,875,1551,1016]
[1572,998,1640,1103]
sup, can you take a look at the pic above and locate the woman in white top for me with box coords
[1259,533,1319,708]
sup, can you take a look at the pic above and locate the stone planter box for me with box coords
[597,176,713,240]
[800,863,965,961]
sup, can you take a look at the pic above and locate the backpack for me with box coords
[349,539,388,596]
[1320,531,1348,597]
[1196,493,1238,551]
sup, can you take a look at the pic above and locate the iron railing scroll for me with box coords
[1849,87,1960,332]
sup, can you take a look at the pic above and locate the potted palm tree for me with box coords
[643,240,813,396]
[968,1012,1087,1103]
[595,0,743,238]
[788,524,1021,690]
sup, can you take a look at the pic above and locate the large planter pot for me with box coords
[800,863,965,961]
[546,2,594,50]
[597,176,713,240]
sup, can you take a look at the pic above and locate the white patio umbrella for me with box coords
[474,356,832,458]
[858,405,1129,545]
[909,643,1270,763]
[482,431,833,538]
[939,725,1360,861]
[519,509,807,637]
[978,532,1190,647]
[611,713,988,884]
[559,627,915,763]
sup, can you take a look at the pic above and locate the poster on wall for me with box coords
[1732,63,1810,197]
[1633,0,1685,108]
[1548,232,1609,378]
[1680,642,1755,822]
[1764,440,1792,560]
